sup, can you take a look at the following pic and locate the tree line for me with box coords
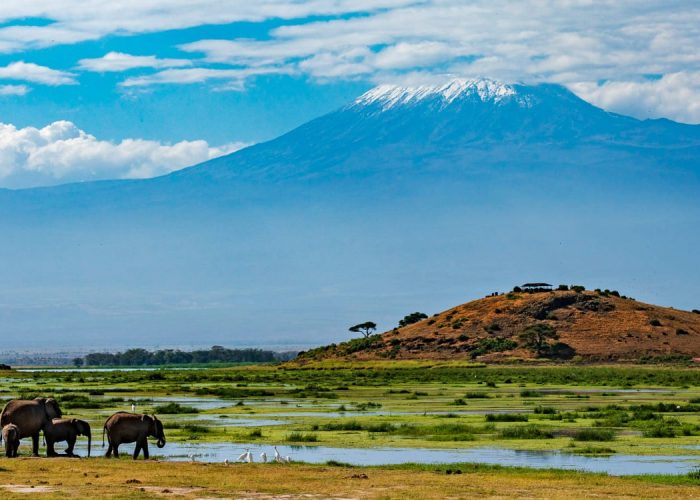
[75,345,296,366]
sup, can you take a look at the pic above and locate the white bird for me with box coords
[260,451,267,463]
[273,446,282,463]
[224,458,230,465]
[131,403,136,412]
[237,449,249,462]
[188,453,196,462]
[245,450,253,463]
[284,456,291,463]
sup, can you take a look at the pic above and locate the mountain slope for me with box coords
[0,79,698,349]
[298,289,700,362]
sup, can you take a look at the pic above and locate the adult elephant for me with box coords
[103,412,166,460]
[45,418,92,457]
[0,398,62,456]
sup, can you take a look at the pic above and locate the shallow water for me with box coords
[62,441,700,475]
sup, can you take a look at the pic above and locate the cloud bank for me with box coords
[1,1,700,123]
[0,120,246,189]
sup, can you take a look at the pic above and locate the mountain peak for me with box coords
[353,78,526,111]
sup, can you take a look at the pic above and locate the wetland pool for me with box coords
[65,441,700,476]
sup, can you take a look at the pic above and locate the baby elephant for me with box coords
[2,423,20,457]
[45,418,92,457]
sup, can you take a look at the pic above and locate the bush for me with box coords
[557,284,569,291]
[286,432,318,442]
[499,426,553,439]
[692,309,700,314]
[643,423,676,438]
[520,390,543,398]
[465,392,490,399]
[571,285,586,293]
[649,319,662,327]
[534,406,558,414]
[676,328,689,336]
[154,402,199,414]
[573,429,615,441]
[485,413,528,422]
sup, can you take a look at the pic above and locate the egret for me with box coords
[260,451,267,463]
[188,453,196,462]
[131,403,136,412]
[245,450,253,463]
[224,458,230,465]
[284,456,291,463]
[273,446,282,463]
[237,449,249,462]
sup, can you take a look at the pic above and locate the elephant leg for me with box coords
[46,438,58,457]
[143,441,150,460]
[32,433,40,456]
[113,443,120,458]
[133,442,142,460]
[66,436,76,457]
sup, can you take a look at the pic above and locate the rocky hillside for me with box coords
[300,289,700,362]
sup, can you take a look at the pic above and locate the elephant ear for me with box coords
[71,419,78,424]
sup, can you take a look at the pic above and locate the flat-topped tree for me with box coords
[519,324,559,355]
[349,321,377,338]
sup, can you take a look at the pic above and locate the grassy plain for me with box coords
[2,459,700,499]
[2,363,700,497]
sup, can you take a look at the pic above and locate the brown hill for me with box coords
[300,289,700,362]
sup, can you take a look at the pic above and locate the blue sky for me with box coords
[0,1,699,187]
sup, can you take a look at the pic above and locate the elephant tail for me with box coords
[102,424,106,448]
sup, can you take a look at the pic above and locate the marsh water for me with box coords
[64,441,699,476]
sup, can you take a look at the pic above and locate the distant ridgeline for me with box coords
[76,346,297,366]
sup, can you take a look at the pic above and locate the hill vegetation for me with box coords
[299,287,700,363]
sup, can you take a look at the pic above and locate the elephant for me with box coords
[103,412,166,460]
[0,398,62,456]
[2,423,20,457]
[44,418,92,457]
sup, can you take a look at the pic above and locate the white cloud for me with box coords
[0,1,418,52]
[569,72,700,124]
[77,52,193,72]
[0,61,76,85]
[0,83,29,95]
[1,2,700,121]
[0,120,247,188]
[121,66,287,87]
[177,1,700,122]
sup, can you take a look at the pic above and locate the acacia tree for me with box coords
[398,312,428,328]
[519,324,559,355]
[349,321,377,338]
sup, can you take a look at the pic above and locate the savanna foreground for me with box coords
[1,459,700,499]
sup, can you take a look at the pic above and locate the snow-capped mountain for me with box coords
[352,78,525,110]
[0,80,698,349]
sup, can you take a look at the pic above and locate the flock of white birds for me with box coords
[188,446,291,464]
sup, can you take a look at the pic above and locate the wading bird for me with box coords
[238,449,249,462]
[274,446,282,463]
[260,451,267,463]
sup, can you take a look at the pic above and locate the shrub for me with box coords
[643,423,676,438]
[154,402,199,414]
[485,413,528,422]
[465,392,490,399]
[570,285,586,293]
[499,426,553,439]
[534,406,558,414]
[470,337,517,358]
[286,432,318,442]
[573,429,615,441]
[399,312,428,327]
[649,319,662,327]
[512,286,523,293]
[676,329,689,336]
[520,390,543,398]
[557,284,569,291]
